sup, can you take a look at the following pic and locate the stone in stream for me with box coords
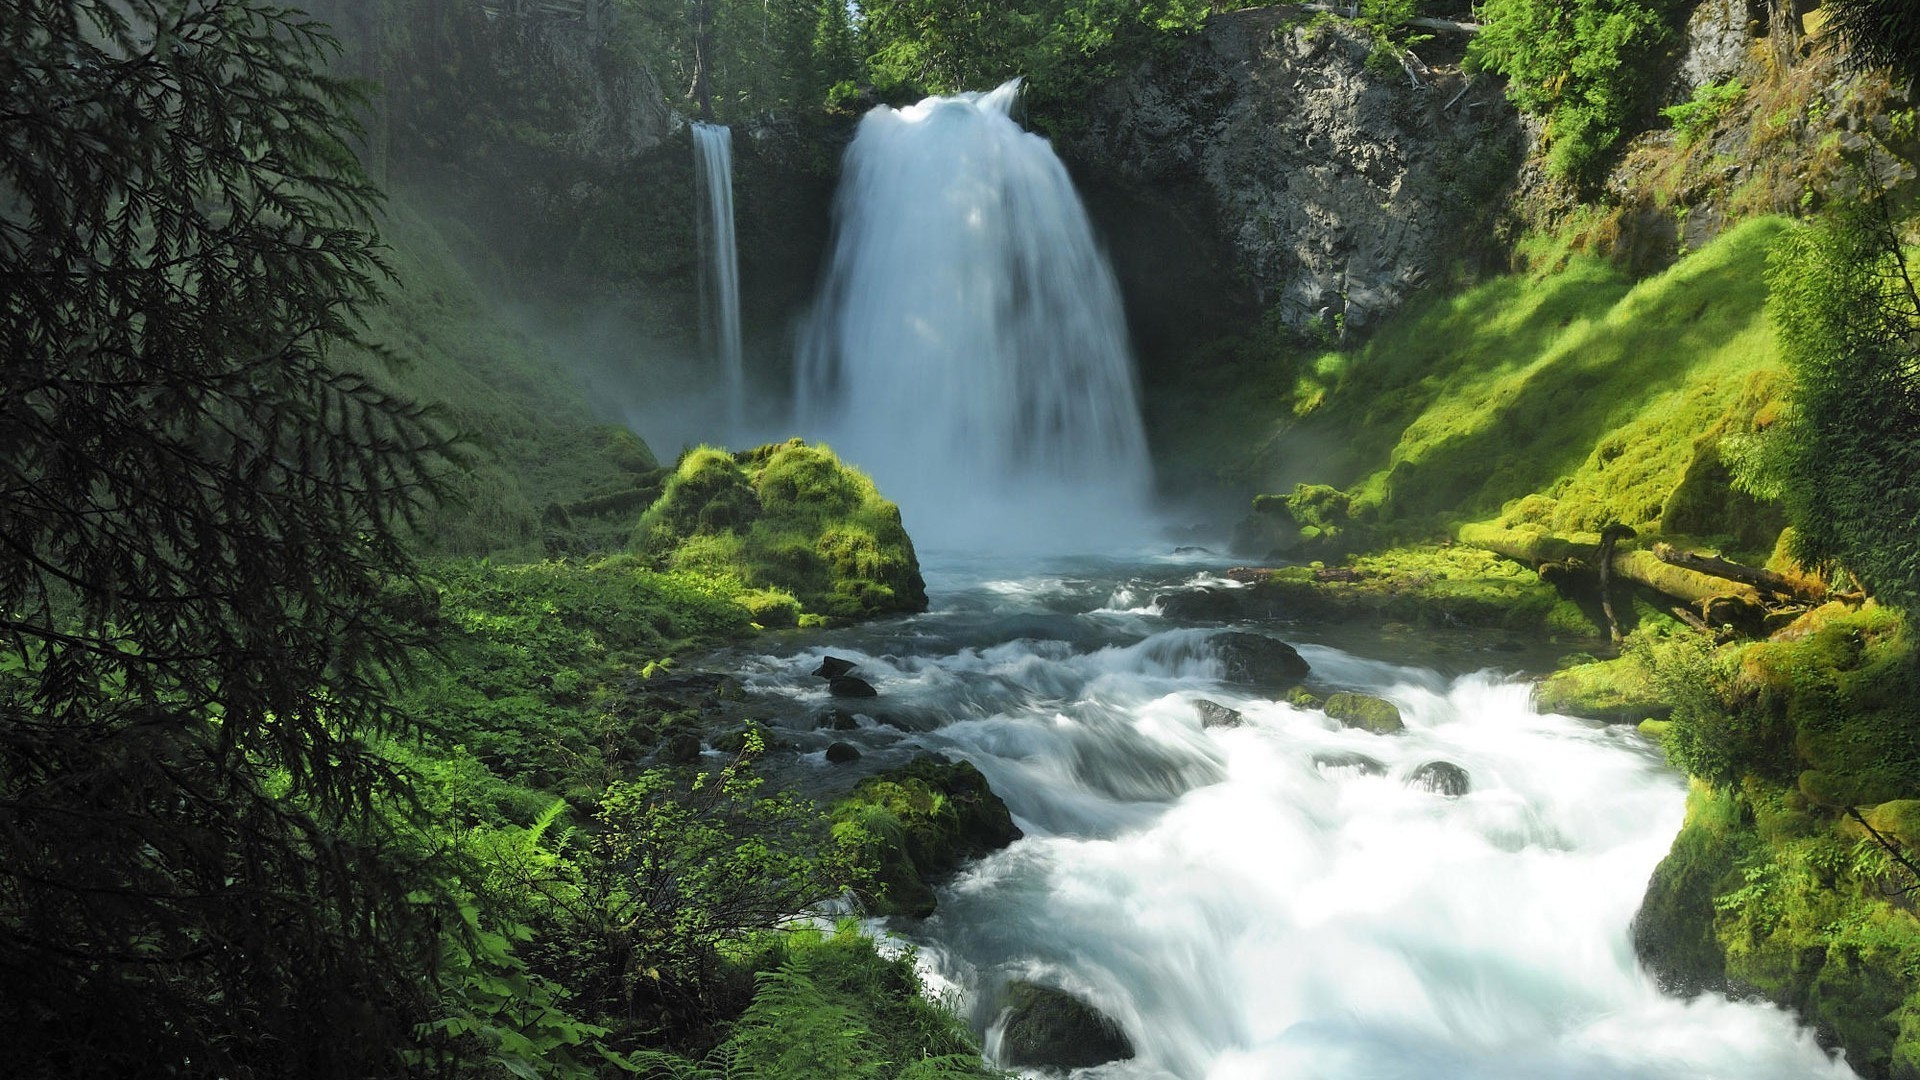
[1312,750,1388,777]
[1155,587,1245,621]
[1408,760,1471,797]
[825,741,862,765]
[658,732,702,765]
[998,982,1135,1071]
[829,675,878,698]
[838,755,1022,918]
[813,655,858,678]
[1323,691,1404,734]
[1192,698,1245,729]
[1211,631,1311,686]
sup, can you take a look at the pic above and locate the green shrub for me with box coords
[1467,0,1684,181]
[1662,78,1746,147]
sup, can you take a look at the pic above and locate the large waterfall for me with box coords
[797,81,1154,552]
[692,121,745,429]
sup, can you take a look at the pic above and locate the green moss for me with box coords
[1323,692,1405,734]
[1243,545,1600,638]
[631,440,928,621]
[832,756,1021,918]
[1534,653,1670,723]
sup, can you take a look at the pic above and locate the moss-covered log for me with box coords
[1458,523,1766,622]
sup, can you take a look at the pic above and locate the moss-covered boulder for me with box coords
[1534,653,1671,723]
[631,440,928,621]
[1324,692,1404,734]
[834,755,1022,918]
[998,983,1134,1071]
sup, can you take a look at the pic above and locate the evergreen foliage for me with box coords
[1823,0,1920,86]
[1467,0,1683,181]
[1763,199,1920,622]
[0,1,460,1073]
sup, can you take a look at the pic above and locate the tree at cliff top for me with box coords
[1466,0,1684,182]
[0,2,461,1073]
[1762,196,1920,621]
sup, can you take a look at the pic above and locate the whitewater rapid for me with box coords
[731,553,1858,1080]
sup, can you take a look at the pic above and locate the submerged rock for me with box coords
[1323,692,1404,734]
[1313,751,1387,778]
[1408,760,1471,797]
[1192,698,1244,729]
[812,655,858,678]
[998,983,1134,1071]
[825,742,862,765]
[829,675,878,699]
[1212,631,1311,687]
[658,732,702,765]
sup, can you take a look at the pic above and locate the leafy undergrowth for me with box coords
[338,199,666,557]
[1204,217,1789,560]
[1628,605,1920,1078]
[634,440,929,622]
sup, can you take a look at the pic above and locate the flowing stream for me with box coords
[728,554,1859,1079]
[692,121,745,429]
[765,84,1860,1077]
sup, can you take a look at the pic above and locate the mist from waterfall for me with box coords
[692,121,745,430]
[796,81,1154,553]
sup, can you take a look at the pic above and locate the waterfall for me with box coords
[692,121,744,430]
[797,80,1154,552]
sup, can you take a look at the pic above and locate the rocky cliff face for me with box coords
[1061,8,1524,342]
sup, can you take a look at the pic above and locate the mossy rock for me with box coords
[1534,654,1671,724]
[1632,784,1742,996]
[1323,692,1404,734]
[834,755,1022,918]
[998,983,1134,1071]
[630,440,928,621]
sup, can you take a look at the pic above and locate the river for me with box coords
[724,549,1857,1080]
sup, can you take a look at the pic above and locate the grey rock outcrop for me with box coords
[1063,8,1523,337]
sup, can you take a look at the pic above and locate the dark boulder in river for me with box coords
[812,655,858,678]
[835,754,1022,918]
[825,741,862,765]
[829,675,878,698]
[1212,631,1311,686]
[1192,698,1245,729]
[999,982,1135,1071]
[1409,761,1470,797]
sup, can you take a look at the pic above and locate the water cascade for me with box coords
[737,557,1862,1079]
[692,121,745,430]
[797,82,1153,552]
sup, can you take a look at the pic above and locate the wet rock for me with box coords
[658,732,702,765]
[1284,686,1324,710]
[1212,631,1311,687]
[1323,692,1404,734]
[646,671,746,701]
[1192,698,1244,729]
[821,708,861,731]
[1312,751,1387,777]
[712,723,784,755]
[813,655,858,678]
[829,675,878,698]
[999,983,1135,1071]
[835,755,1022,918]
[1156,587,1245,621]
[1408,760,1471,797]
[825,741,862,765]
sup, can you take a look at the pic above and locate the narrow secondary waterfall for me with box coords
[797,81,1153,552]
[691,121,745,429]
[729,555,1862,1080]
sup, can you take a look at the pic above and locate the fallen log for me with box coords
[1651,542,1824,602]
[1458,523,1767,627]
[1293,3,1482,34]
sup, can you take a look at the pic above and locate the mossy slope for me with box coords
[1215,217,1790,559]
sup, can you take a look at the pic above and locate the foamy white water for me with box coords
[796,82,1153,552]
[731,556,1859,1080]
[692,121,744,429]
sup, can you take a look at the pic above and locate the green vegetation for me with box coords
[833,757,1024,918]
[1467,0,1685,181]
[634,440,929,620]
[1760,200,1920,622]
[1663,78,1747,147]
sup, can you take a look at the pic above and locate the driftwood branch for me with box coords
[1650,543,1823,602]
